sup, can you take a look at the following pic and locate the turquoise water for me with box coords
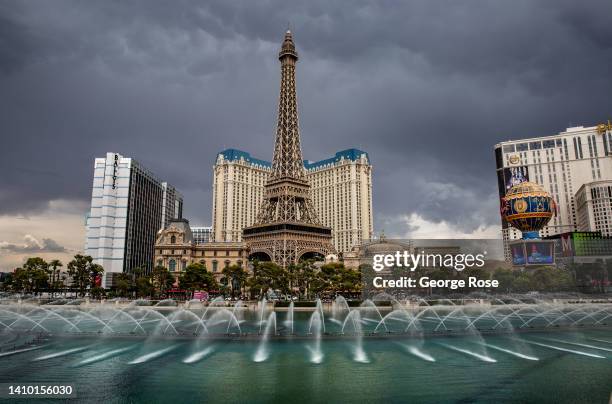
[1,329,611,403]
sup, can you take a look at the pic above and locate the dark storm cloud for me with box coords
[1,0,611,234]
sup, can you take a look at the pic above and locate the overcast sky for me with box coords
[1,0,611,269]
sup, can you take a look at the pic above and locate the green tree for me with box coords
[222,264,249,297]
[151,265,175,298]
[115,273,133,297]
[90,286,106,299]
[67,254,104,297]
[135,276,154,298]
[493,268,516,293]
[552,269,574,291]
[0,272,13,291]
[318,263,362,295]
[531,267,574,292]
[10,258,50,295]
[179,263,218,297]
[247,261,287,299]
[11,267,31,293]
[129,266,154,298]
[288,260,320,299]
[26,257,50,294]
[512,274,533,292]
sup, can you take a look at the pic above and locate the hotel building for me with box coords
[191,226,213,244]
[85,152,183,287]
[211,148,373,254]
[161,182,183,230]
[575,180,612,237]
[495,123,612,260]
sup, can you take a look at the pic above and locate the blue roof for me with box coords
[218,149,272,168]
[304,149,370,169]
[217,148,369,170]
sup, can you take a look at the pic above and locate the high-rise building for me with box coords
[212,148,373,253]
[191,226,213,244]
[307,149,373,254]
[161,182,183,230]
[212,149,270,244]
[575,180,612,237]
[494,123,612,260]
[85,152,183,287]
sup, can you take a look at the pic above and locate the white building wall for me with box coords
[308,154,373,253]
[575,180,612,237]
[191,226,213,244]
[85,153,131,280]
[212,154,268,243]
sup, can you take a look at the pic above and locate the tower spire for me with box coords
[271,29,303,182]
[243,30,335,268]
[278,30,298,62]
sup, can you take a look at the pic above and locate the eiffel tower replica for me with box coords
[243,30,335,268]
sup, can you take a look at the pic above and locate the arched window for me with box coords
[170,235,176,244]
[212,260,218,272]
[181,260,187,270]
[224,260,230,268]
[169,259,176,272]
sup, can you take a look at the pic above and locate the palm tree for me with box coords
[49,259,63,297]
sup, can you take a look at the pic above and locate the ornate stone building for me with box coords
[154,219,247,282]
[242,31,336,268]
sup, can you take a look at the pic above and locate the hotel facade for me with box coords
[85,152,183,287]
[495,123,612,260]
[212,148,373,254]
[190,226,213,244]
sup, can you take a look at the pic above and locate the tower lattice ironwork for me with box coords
[243,30,335,268]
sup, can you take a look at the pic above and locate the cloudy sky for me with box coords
[1,0,611,270]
